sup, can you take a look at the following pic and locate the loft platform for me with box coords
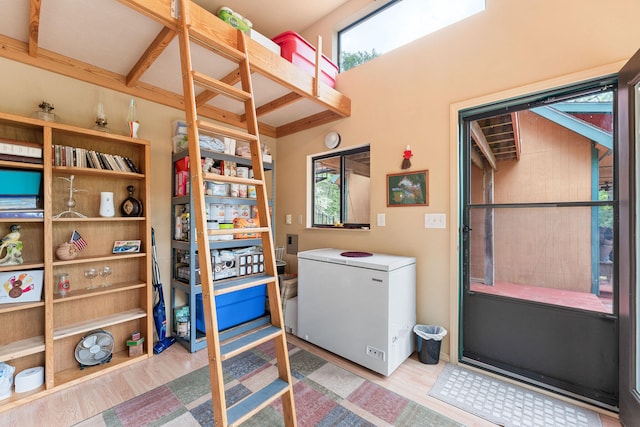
[0,0,351,138]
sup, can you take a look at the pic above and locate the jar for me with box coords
[57,273,70,296]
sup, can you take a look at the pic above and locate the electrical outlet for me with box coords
[285,214,292,225]
[366,345,385,361]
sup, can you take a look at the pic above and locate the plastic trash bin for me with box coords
[414,325,447,364]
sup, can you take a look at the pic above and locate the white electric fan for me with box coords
[74,329,114,369]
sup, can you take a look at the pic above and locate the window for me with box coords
[312,146,370,228]
[338,0,485,72]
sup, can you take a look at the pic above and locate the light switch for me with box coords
[285,214,292,225]
[377,213,385,227]
[425,213,446,229]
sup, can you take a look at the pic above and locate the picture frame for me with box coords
[112,240,141,254]
[387,170,429,207]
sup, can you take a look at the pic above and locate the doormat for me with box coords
[429,364,602,427]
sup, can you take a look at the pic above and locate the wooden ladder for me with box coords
[176,2,296,426]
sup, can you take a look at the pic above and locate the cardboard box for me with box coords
[0,270,44,303]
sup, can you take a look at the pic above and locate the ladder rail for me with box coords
[177,2,228,425]
[177,1,296,426]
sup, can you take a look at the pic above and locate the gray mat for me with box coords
[429,364,602,427]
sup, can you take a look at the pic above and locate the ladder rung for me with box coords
[196,119,258,143]
[207,227,270,236]
[227,378,290,426]
[189,27,246,62]
[221,325,282,360]
[192,71,251,102]
[204,173,263,186]
[214,274,276,296]
[219,315,271,342]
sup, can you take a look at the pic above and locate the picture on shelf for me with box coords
[113,240,141,253]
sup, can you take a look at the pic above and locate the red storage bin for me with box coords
[272,31,338,88]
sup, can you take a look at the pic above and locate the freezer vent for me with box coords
[366,345,385,361]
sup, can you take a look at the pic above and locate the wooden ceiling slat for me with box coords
[28,0,41,57]
[126,26,177,87]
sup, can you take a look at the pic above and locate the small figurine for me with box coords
[401,145,413,169]
[0,225,23,266]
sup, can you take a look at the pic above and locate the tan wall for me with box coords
[1,0,639,359]
[282,0,640,357]
[470,111,593,291]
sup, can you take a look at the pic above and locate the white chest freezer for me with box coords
[297,248,416,376]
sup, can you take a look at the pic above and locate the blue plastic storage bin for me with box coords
[196,284,266,332]
[0,170,41,195]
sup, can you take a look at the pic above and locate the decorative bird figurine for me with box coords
[0,224,20,245]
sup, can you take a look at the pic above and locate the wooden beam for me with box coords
[126,26,176,87]
[256,92,302,117]
[483,165,494,286]
[471,148,484,169]
[510,112,521,160]
[275,110,343,137]
[28,0,41,57]
[471,121,498,170]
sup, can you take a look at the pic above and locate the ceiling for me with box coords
[0,0,352,137]
[192,0,352,38]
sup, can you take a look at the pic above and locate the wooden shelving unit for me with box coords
[0,111,152,412]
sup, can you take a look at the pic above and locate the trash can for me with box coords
[414,325,447,364]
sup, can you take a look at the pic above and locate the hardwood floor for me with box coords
[1,334,621,427]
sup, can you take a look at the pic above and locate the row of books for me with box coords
[52,145,140,173]
[0,138,43,164]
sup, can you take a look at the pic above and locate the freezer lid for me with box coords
[297,248,415,271]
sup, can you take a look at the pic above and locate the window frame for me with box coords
[311,145,370,229]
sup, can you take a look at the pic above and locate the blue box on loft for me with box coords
[0,170,42,195]
[196,284,267,332]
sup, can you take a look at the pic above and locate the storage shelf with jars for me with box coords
[0,111,151,411]
[170,145,274,353]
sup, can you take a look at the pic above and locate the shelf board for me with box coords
[53,281,146,303]
[54,349,149,388]
[52,166,145,179]
[0,335,45,362]
[52,252,146,266]
[53,308,147,340]
[0,261,45,272]
[0,160,43,170]
[53,216,145,223]
[0,300,44,314]
[0,216,43,223]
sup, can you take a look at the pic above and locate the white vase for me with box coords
[99,192,115,217]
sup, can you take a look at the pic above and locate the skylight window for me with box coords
[338,0,485,72]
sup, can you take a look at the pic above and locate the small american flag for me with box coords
[70,229,88,251]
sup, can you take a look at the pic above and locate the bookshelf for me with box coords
[0,111,152,411]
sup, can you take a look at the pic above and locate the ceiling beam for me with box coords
[126,26,176,87]
[276,110,343,137]
[28,0,41,57]
[511,112,521,160]
[471,121,498,170]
